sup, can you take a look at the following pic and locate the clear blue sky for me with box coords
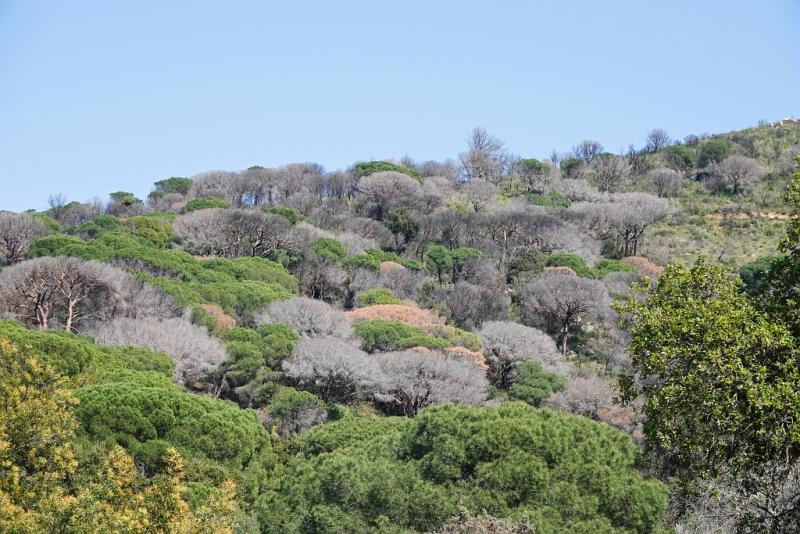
[1,0,798,211]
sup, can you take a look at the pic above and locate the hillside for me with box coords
[1,121,800,532]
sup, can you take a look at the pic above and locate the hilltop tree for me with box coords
[357,171,421,220]
[573,139,603,164]
[645,128,671,152]
[459,127,508,183]
[592,153,631,193]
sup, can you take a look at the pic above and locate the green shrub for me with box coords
[507,361,567,406]
[356,288,402,307]
[593,259,637,278]
[354,320,452,352]
[529,192,571,208]
[181,196,230,213]
[122,216,173,248]
[255,403,668,534]
[264,206,305,225]
[354,161,423,182]
[153,176,192,195]
[545,253,594,278]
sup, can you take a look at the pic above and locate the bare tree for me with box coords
[88,316,226,390]
[479,320,566,388]
[373,351,488,415]
[709,155,762,195]
[0,213,51,265]
[460,179,499,212]
[573,139,604,164]
[591,154,631,193]
[256,297,352,338]
[174,208,293,258]
[356,171,421,220]
[544,374,614,418]
[520,272,609,356]
[437,281,509,330]
[647,167,683,198]
[282,338,382,403]
[0,257,128,331]
[645,128,671,152]
[47,193,68,221]
[459,127,508,183]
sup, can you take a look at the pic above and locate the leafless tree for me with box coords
[573,139,604,164]
[174,208,293,258]
[282,338,382,403]
[709,155,762,195]
[373,351,488,416]
[591,154,631,193]
[419,159,460,183]
[479,207,567,268]
[88,316,226,390]
[645,128,671,152]
[479,320,566,388]
[436,281,509,330]
[356,171,421,220]
[647,167,683,198]
[520,271,609,355]
[257,297,352,338]
[459,127,509,183]
[544,374,615,417]
[0,257,129,331]
[460,179,499,212]
[47,193,68,221]
[0,213,51,265]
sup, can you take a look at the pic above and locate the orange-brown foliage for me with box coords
[622,256,662,277]
[200,304,236,331]
[379,261,405,273]
[344,302,446,332]
[444,346,488,370]
[543,265,577,276]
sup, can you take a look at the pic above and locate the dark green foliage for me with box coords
[740,254,781,295]
[545,253,594,278]
[153,176,193,195]
[354,320,452,352]
[264,206,306,225]
[74,377,275,493]
[0,319,173,380]
[506,248,546,282]
[354,161,423,182]
[344,249,422,272]
[559,157,584,178]
[662,144,696,170]
[425,245,454,283]
[507,361,566,407]
[528,192,571,208]
[618,260,800,480]
[314,237,347,262]
[385,208,419,246]
[698,138,734,167]
[593,259,637,278]
[27,231,297,322]
[181,196,231,213]
[122,215,173,248]
[256,403,668,533]
[220,324,299,408]
[356,288,402,307]
[200,257,299,293]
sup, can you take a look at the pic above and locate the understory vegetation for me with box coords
[2,120,800,532]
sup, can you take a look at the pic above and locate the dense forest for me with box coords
[2,120,800,533]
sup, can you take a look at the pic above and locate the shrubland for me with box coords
[2,120,800,532]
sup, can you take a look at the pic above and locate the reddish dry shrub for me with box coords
[622,256,662,277]
[200,303,236,330]
[543,265,577,276]
[444,346,488,370]
[597,403,644,442]
[344,302,446,332]
[379,260,405,273]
